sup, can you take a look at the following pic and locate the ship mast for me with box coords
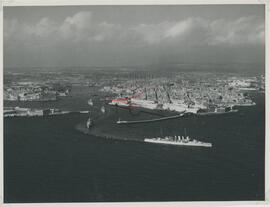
[144,87,148,100]
[154,88,158,103]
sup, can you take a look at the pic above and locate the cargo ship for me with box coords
[144,136,212,147]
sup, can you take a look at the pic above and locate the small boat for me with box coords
[88,99,93,106]
[86,116,93,129]
[101,106,106,114]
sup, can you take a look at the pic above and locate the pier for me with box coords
[116,113,185,124]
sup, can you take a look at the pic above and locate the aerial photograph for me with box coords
[3,4,265,203]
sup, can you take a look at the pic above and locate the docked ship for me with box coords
[109,91,200,116]
[144,135,212,147]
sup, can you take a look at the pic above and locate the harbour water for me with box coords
[4,89,265,202]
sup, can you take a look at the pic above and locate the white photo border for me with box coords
[0,0,269,206]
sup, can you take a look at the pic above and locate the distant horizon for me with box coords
[4,61,265,69]
[4,61,265,76]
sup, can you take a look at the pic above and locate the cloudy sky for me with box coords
[4,5,265,68]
